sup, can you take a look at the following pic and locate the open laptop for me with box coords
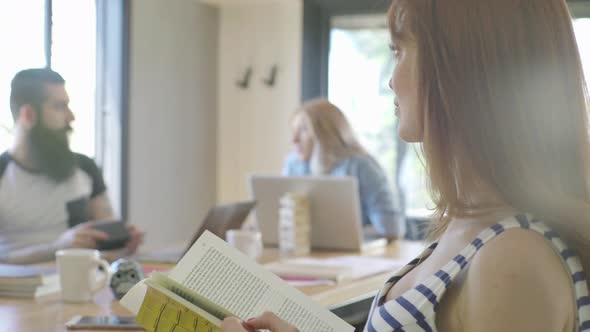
[136,201,256,263]
[249,175,386,251]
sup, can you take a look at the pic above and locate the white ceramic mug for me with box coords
[56,249,111,303]
[225,229,263,259]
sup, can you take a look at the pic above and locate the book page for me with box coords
[169,231,354,332]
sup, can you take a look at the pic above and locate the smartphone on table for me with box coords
[65,315,143,330]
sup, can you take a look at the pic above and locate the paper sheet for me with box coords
[266,256,405,282]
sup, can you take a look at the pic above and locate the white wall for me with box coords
[127,0,219,249]
[216,1,303,203]
[126,0,303,247]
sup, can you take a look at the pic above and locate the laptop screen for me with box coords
[182,201,256,255]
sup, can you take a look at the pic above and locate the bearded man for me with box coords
[0,68,143,264]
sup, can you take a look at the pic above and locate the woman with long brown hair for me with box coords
[283,98,405,238]
[222,0,590,330]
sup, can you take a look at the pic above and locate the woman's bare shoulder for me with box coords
[458,228,575,331]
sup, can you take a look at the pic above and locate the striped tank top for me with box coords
[364,214,590,332]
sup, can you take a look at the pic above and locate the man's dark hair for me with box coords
[10,68,65,120]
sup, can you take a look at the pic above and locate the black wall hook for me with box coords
[263,65,278,87]
[236,67,253,89]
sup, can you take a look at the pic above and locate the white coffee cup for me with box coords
[225,229,263,259]
[56,249,111,303]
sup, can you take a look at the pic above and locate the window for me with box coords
[0,1,96,157]
[0,0,46,151]
[51,0,97,157]
[327,12,590,216]
[0,1,128,218]
[574,18,590,83]
[328,15,432,215]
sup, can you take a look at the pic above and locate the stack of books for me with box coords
[278,192,311,256]
[0,264,60,298]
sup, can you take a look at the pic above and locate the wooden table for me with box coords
[0,241,424,332]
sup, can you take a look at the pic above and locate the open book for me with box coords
[121,231,354,332]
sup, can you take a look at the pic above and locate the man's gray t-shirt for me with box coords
[0,152,106,253]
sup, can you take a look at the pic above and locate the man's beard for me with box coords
[28,122,76,182]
